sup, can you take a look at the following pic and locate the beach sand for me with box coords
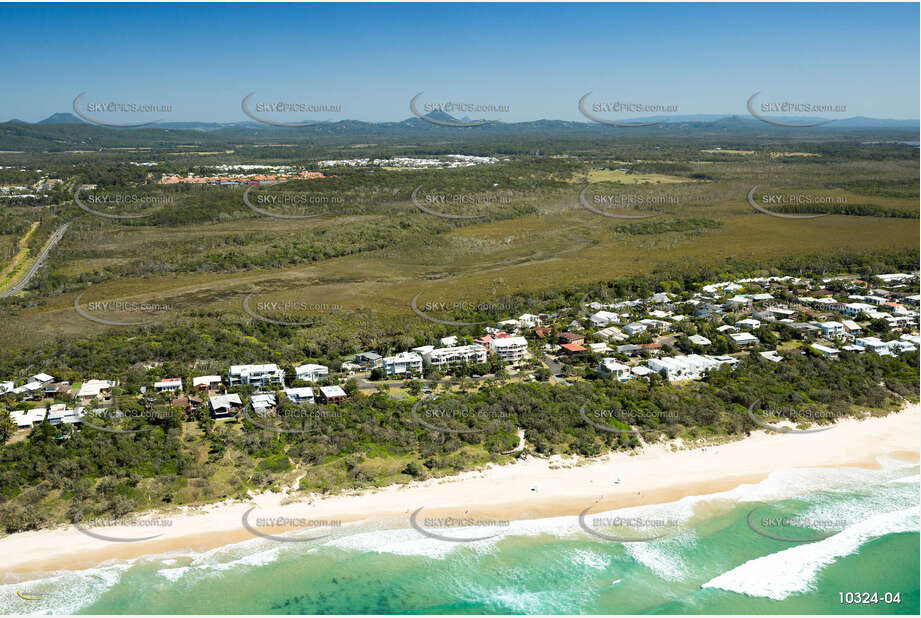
[2,403,918,576]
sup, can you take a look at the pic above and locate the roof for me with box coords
[209,394,242,409]
[560,343,587,352]
[320,385,347,397]
[78,379,113,398]
[192,375,222,387]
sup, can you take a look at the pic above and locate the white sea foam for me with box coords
[0,563,130,615]
[702,506,920,600]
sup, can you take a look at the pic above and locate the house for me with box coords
[767,307,796,319]
[589,311,620,327]
[43,381,70,397]
[517,314,541,328]
[558,332,585,346]
[77,379,114,402]
[842,302,874,317]
[729,332,759,346]
[616,344,643,357]
[759,350,784,362]
[854,336,891,355]
[647,354,724,382]
[192,375,223,392]
[10,408,47,429]
[735,318,761,330]
[534,327,552,339]
[440,335,459,347]
[251,393,277,415]
[489,336,529,362]
[597,358,632,381]
[31,373,55,385]
[623,322,647,336]
[228,364,284,387]
[318,385,347,404]
[888,340,917,355]
[595,326,628,342]
[813,321,845,339]
[425,344,487,367]
[560,342,587,355]
[0,381,13,394]
[639,319,670,333]
[497,319,520,331]
[354,352,383,368]
[631,365,654,377]
[688,335,711,346]
[171,395,202,410]
[284,387,315,404]
[209,394,243,418]
[841,344,865,354]
[382,352,423,376]
[650,292,672,304]
[154,377,183,393]
[47,405,84,426]
[716,325,738,333]
[294,364,329,383]
[841,320,862,335]
[811,343,840,359]
[587,342,610,354]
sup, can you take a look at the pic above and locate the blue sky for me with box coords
[0,2,918,123]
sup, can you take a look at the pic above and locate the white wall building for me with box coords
[294,364,329,382]
[489,336,529,362]
[228,364,285,387]
[425,344,487,367]
[597,358,632,381]
[382,352,423,376]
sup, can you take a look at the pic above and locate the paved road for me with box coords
[0,223,70,298]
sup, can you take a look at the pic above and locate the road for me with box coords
[0,223,70,298]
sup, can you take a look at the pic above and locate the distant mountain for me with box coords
[37,112,84,124]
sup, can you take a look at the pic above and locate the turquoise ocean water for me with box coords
[1,457,918,615]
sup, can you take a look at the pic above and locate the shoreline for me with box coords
[2,403,918,577]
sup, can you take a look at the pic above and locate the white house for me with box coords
[251,392,277,414]
[811,343,840,358]
[294,364,329,382]
[855,336,891,355]
[597,358,632,381]
[439,335,459,347]
[647,354,723,382]
[735,318,761,330]
[517,314,541,328]
[192,375,223,391]
[209,394,243,418]
[688,335,711,346]
[590,311,620,327]
[729,332,759,346]
[154,377,182,392]
[228,364,285,387]
[489,336,529,362]
[623,322,647,336]
[425,344,487,367]
[759,350,784,362]
[284,387,315,404]
[31,373,55,385]
[595,326,628,342]
[815,321,846,339]
[77,379,114,402]
[842,302,874,317]
[382,352,423,376]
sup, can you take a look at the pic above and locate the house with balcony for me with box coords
[382,352,423,376]
[228,364,285,387]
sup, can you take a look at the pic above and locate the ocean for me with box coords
[2,457,918,615]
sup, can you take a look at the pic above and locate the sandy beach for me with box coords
[2,403,918,576]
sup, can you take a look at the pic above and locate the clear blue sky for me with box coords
[0,2,917,123]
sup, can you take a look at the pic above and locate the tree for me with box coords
[0,407,15,445]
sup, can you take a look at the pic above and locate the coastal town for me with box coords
[3,271,918,435]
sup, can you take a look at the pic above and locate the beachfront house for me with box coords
[228,364,285,387]
[294,364,329,383]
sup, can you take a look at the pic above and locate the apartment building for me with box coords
[425,344,487,367]
[382,352,423,376]
[489,336,529,362]
[228,364,285,387]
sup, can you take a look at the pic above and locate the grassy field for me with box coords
[0,148,917,351]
